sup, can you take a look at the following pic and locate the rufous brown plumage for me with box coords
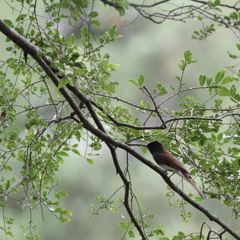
[147,141,204,198]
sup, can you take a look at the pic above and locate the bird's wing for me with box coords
[154,152,205,198]
[155,151,189,174]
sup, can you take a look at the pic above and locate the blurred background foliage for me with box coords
[0,0,239,239]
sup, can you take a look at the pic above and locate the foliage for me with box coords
[0,0,240,239]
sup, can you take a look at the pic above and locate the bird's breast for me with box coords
[158,164,177,173]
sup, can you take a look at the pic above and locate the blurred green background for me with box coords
[0,0,239,239]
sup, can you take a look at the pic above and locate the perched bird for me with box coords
[147,140,205,198]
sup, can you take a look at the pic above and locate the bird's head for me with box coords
[147,141,165,154]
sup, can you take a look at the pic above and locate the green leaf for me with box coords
[217,133,223,140]
[59,216,71,223]
[62,147,70,151]
[193,31,199,36]
[13,123,21,135]
[109,24,117,38]
[212,0,220,6]
[184,50,192,62]
[234,93,240,101]
[57,151,69,157]
[211,133,216,141]
[15,26,24,35]
[117,8,125,17]
[178,60,185,71]
[118,222,129,230]
[199,139,205,147]
[69,33,75,44]
[199,75,206,86]
[5,180,11,190]
[138,74,145,87]
[75,131,81,142]
[131,128,140,137]
[230,84,236,97]
[156,83,168,96]
[191,135,200,142]
[3,19,13,27]
[71,149,82,157]
[236,43,240,51]
[175,76,181,81]
[227,51,238,59]
[190,169,198,175]
[58,78,68,89]
[229,147,240,155]
[0,203,8,208]
[142,147,148,154]
[215,69,225,84]
[206,76,212,85]
[128,230,135,238]
[222,76,234,84]
[86,158,94,164]
[30,29,35,36]
[90,20,102,28]
[178,232,185,238]
[148,212,155,219]
[16,14,27,22]
[218,86,230,96]
[54,207,72,216]
[156,83,162,91]
[6,131,18,138]
[25,118,39,129]
[144,222,150,228]
[56,190,67,198]
[88,11,99,18]
[6,47,13,51]
[81,26,88,37]
[230,12,238,20]
[128,79,138,87]
[146,101,151,108]
[70,52,80,62]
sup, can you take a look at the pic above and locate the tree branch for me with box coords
[100,0,170,9]
[143,86,167,129]
[191,0,240,11]
[108,145,147,239]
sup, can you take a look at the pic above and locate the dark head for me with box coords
[147,141,165,154]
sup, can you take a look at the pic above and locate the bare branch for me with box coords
[191,0,240,11]
[108,145,147,239]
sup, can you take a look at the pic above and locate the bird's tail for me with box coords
[178,171,205,199]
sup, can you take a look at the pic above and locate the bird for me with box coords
[147,140,205,198]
